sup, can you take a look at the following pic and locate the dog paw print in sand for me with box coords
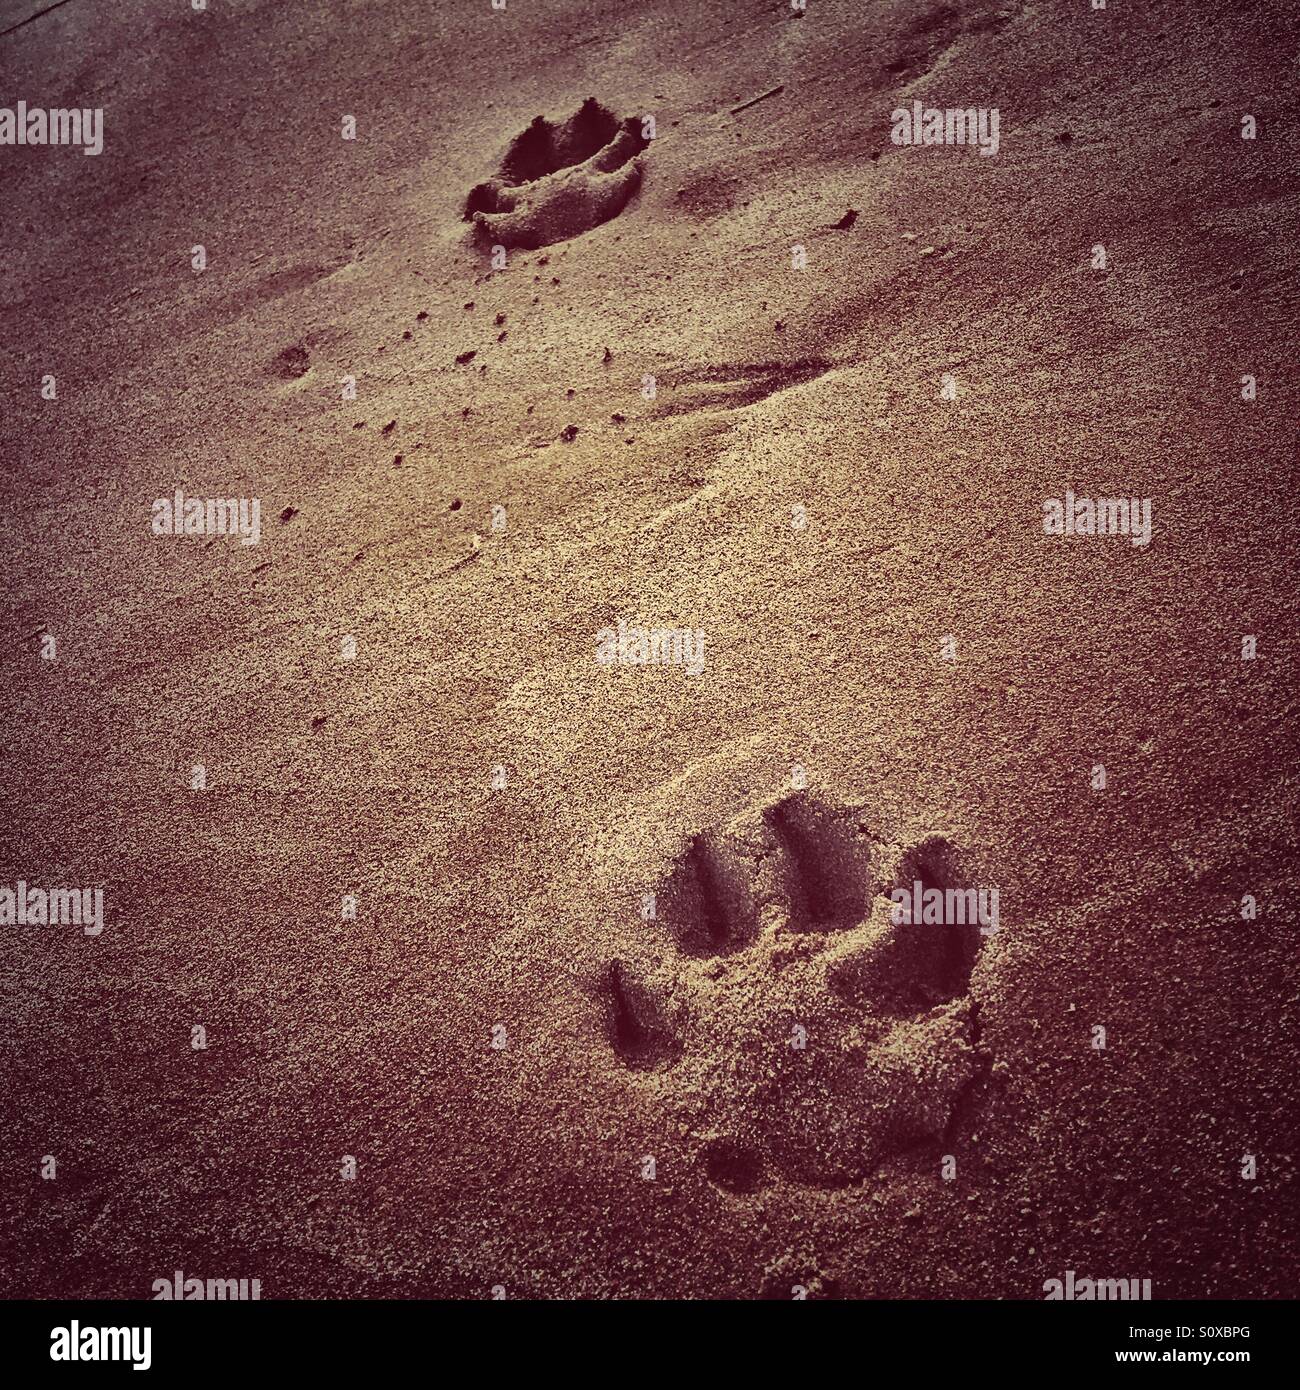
[602,792,990,1190]
[464,97,647,250]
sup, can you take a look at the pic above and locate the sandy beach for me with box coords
[1,0,1297,1299]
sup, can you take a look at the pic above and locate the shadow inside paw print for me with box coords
[464,97,648,250]
[604,958,682,1071]
[826,835,982,1016]
[655,795,876,955]
[602,792,990,1189]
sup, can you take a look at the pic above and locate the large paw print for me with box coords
[464,97,647,250]
[602,792,989,1189]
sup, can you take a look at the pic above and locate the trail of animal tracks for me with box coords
[1,0,1297,1299]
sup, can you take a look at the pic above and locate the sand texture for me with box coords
[1,0,1298,1299]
